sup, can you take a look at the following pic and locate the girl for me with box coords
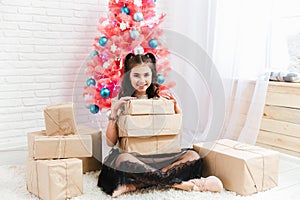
[97,53,223,197]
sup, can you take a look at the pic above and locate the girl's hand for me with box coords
[111,96,137,116]
[160,93,181,114]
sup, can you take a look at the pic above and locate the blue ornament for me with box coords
[89,104,99,114]
[149,39,158,49]
[99,36,108,46]
[120,6,130,15]
[157,74,165,84]
[100,88,110,98]
[130,30,140,39]
[90,50,98,59]
[89,50,98,58]
[133,12,144,22]
[86,78,96,86]
[154,0,157,2]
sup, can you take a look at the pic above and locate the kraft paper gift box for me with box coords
[26,158,83,200]
[79,157,102,173]
[44,102,77,136]
[77,125,102,173]
[28,130,92,159]
[119,134,182,155]
[117,114,182,137]
[193,139,280,196]
[120,99,175,115]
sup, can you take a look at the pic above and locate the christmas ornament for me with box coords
[86,78,96,86]
[120,6,130,15]
[100,87,110,98]
[130,30,140,39]
[99,36,108,46]
[111,44,117,52]
[120,21,127,31]
[133,12,144,22]
[103,62,110,69]
[157,74,165,84]
[134,45,144,54]
[149,39,158,48]
[89,104,99,114]
[89,50,98,58]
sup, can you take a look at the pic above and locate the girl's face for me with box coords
[129,64,152,95]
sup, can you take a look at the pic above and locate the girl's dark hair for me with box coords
[118,53,160,99]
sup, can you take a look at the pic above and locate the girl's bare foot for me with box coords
[112,184,136,197]
[173,176,223,192]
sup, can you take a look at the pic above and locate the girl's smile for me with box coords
[129,64,152,95]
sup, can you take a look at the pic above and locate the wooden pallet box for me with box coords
[257,82,300,157]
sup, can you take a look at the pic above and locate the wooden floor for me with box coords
[268,153,300,199]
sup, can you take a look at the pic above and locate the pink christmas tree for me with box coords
[84,0,173,114]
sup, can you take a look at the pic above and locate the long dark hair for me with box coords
[118,53,160,99]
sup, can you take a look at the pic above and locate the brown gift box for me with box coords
[117,114,182,137]
[120,99,175,115]
[26,158,83,200]
[28,130,92,159]
[77,125,102,173]
[193,139,280,195]
[44,102,77,136]
[79,157,102,173]
[119,134,182,155]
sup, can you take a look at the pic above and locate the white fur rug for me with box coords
[0,165,285,200]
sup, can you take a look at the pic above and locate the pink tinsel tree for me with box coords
[83,0,173,114]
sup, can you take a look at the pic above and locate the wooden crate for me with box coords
[256,82,300,157]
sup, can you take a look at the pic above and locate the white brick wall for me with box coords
[0,0,108,151]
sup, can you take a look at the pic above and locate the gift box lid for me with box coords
[119,98,175,115]
[194,139,280,159]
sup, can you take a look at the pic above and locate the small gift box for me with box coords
[44,102,77,136]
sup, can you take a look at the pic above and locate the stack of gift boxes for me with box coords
[25,100,281,197]
[26,102,102,200]
[116,99,182,155]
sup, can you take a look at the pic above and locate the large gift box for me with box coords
[193,139,280,195]
[28,130,92,159]
[117,114,182,137]
[44,102,77,136]
[26,158,83,200]
[120,99,175,115]
[77,125,102,173]
[119,134,182,155]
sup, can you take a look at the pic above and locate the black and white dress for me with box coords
[97,96,203,195]
[97,146,203,195]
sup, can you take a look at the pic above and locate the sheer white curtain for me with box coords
[158,0,274,145]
